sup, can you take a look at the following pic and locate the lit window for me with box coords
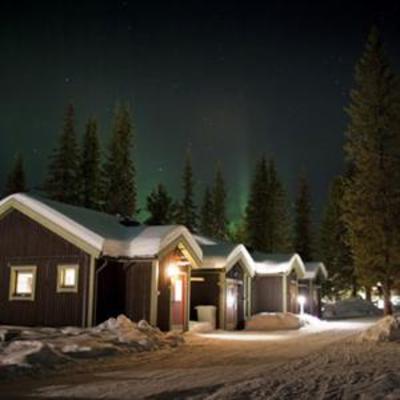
[9,266,37,301]
[57,264,79,293]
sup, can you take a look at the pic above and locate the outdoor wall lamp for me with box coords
[166,263,180,279]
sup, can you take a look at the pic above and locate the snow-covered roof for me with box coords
[0,193,202,262]
[194,235,255,277]
[252,252,306,278]
[303,262,328,280]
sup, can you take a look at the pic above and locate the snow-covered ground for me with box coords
[0,315,183,376]
[1,318,392,399]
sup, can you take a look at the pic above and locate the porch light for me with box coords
[166,264,180,279]
[297,295,306,315]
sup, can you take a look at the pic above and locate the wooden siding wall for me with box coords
[125,262,152,323]
[252,276,283,314]
[0,210,90,327]
[190,270,220,327]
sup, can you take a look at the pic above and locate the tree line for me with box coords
[320,27,400,314]
[3,103,315,260]
[10,28,400,313]
[6,26,397,313]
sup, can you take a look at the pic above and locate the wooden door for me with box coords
[287,279,299,313]
[226,282,239,330]
[171,273,187,331]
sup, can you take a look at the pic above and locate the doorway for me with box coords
[95,261,126,324]
[171,273,188,331]
[226,279,244,330]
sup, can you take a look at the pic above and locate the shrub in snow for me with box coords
[357,316,400,342]
[323,298,381,319]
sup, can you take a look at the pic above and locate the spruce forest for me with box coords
[3,27,400,315]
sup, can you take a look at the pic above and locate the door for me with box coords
[171,273,187,331]
[226,281,239,330]
[287,278,299,313]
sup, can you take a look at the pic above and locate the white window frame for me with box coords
[9,265,37,301]
[57,264,79,293]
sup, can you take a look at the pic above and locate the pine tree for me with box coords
[228,216,248,244]
[200,186,214,237]
[4,154,26,196]
[81,118,102,210]
[245,156,269,251]
[103,103,137,216]
[211,164,228,240]
[293,173,313,261]
[146,183,174,225]
[343,27,400,315]
[176,150,197,231]
[267,160,292,252]
[45,104,81,204]
[319,176,355,299]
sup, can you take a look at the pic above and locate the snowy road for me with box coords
[2,318,398,399]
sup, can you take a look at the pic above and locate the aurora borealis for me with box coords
[1,1,399,221]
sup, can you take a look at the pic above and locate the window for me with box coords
[9,266,37,301]
[57,264,79,293]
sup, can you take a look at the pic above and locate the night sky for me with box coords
[1,1,399,222]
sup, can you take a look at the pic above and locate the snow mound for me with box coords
[245,313,325,331]
[188,321,214,333]
[0,340,68,368]
[0,315,183,374]
[93,315,149,344]
[357,315,400,342]
[300,313,327,327]
[246,313,302,331]
[323,298,381,319]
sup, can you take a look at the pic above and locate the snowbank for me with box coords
[246,313,301,331]
[245,313,325,331]
[0,315,183,375]
[357,315,400,342]
[300,313,327,328]
[188,321,214,333]
[323,298,381,319]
